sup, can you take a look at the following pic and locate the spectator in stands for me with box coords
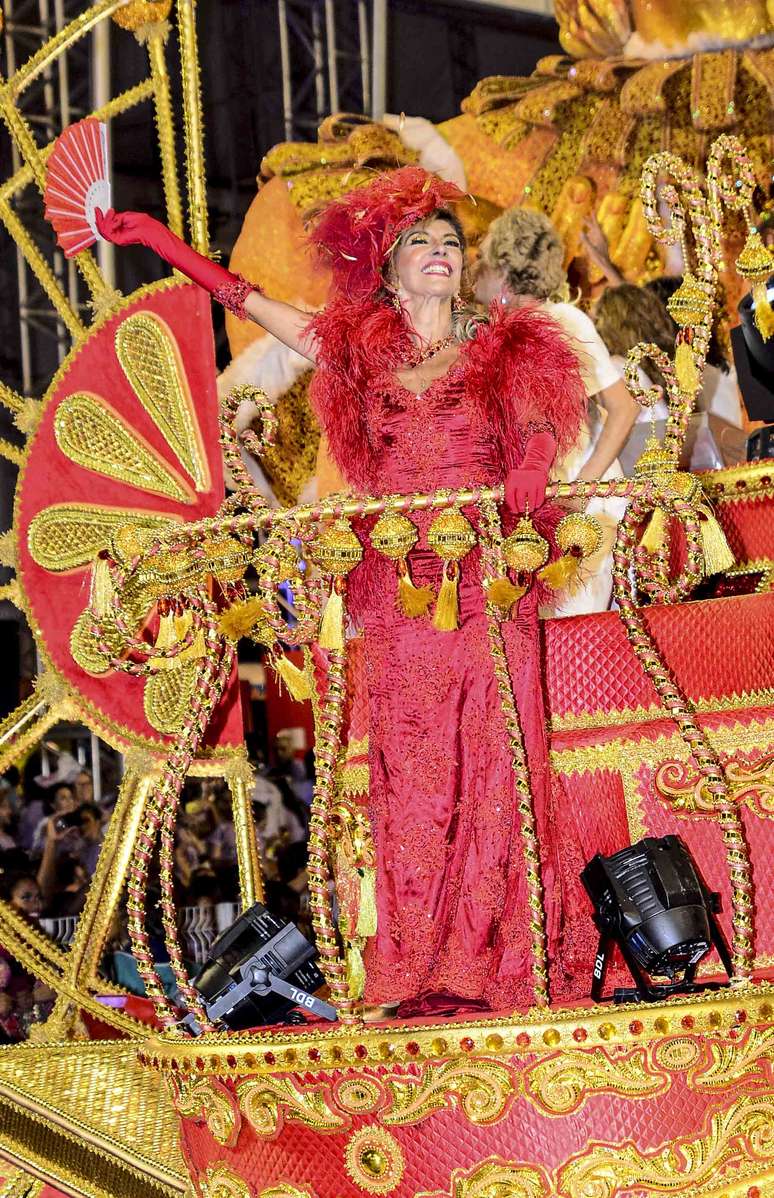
[74,769,94,807]
[76,802,104,874]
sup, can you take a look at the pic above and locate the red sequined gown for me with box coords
[348,360,594,1012]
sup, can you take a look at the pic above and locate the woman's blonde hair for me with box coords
[594,284,676,389]
[479,208,565,301]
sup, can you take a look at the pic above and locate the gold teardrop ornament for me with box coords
[427,509,477,631]
[370,511,433,617]
[502,515,549,574]
[310,519,363,650]
[665,272,712,328]
[538,512,603,592]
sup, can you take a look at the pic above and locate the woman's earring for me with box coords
[389,289,402,314]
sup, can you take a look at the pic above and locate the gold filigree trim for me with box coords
[143,659,199,734]
[655,752,774,819]
[558,1094,774,1198]
[142,984,774,1076]
[54,391,194,503]
[380,1058,515,1126]
[523,1046,667,1115]
[237,1075,346,1136]
[200,1164,252,1198]
[550,687,774,733]
[417,1159,548,1198]
[174,1077,241,1146]
[114,310,209,492]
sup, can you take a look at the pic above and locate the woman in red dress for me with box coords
[97,167,591,1015]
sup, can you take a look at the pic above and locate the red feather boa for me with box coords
[308,298,587,493]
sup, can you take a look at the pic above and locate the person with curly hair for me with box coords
[476,207,640,615]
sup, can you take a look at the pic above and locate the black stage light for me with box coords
[185,902,336,1032]
[581,835,733,1004]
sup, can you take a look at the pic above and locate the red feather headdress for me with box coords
[308,165,466,300]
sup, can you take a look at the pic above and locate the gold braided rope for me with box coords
[305,645,361,1022]
[176,0,209,253]
[479,496,548,1005]
[612,496,754,979]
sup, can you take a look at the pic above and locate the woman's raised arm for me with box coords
[95,209,318,363]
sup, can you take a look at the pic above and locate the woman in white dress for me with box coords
[475,208,639,616]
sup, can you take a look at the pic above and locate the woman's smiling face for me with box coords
[391,217,464,300]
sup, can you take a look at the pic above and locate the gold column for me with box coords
[145,23,184,237]
[0,196,85,339]
[66,766,158,991]
[176,0,209,253]
[228,764,265,908]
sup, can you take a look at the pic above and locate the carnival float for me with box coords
[0,2,774,1198]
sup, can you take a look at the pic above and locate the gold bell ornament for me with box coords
[634,436,734,575]
[735,226,774,341]
[538,512,603,591]
[500,514,549,602]
[370,511,433,617]
[666,273,712,397]
[426,508,477,631]
[310,518,363,650]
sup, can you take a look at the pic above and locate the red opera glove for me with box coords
[94,208,256,318]
[504,430,556,514]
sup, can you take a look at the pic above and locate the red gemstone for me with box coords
[736,1009,748,1023]
[406,1041,420,1056]
[629,1020,643,1034]
[761,476,771,486]
[573,1028,587,1042]
[516,1032,531,1048]
[264,1052,276,1064]
[681,1015,695,1030]
[735,479,748,489]
[308,1048,320,1062]
[748,1187,761,1198]
[460,1037,474,1052]
[354,1044,368,1059]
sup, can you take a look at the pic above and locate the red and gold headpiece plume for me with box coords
[308,165,466,301]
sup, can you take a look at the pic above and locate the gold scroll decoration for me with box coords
[655,752,774,819]
[416,1159,548,1198]
[237,1075,346,1136]
[174,1077,241,1147]
[114,311,210,492]
[380,1058,516,1127]
[522,1046,667,1116]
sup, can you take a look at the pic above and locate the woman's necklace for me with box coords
[403,333,456,369]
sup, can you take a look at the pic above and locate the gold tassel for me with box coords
[345,943,366,1001]
[218,596,266,641]
[640,507,667,555]
[149,609,177,672]
[753,278,774,341]
[273,653,312,701]
[486,576,526,610]
[397,561,434,617]
[698,507,735,576]
[675,339,700,396]
[319,579,345,650]
[356,865,378,938]
[433,561,460,631]
[91,556,114,618]
[538,553,582,592]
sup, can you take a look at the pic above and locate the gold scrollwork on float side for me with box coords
[200,1164,253,1198]
[416,1158,549,1198]
[114,311,210,493]
[54,391,194,504]
[688,1024,774,1090]
[655,752,774,820]
[174,1076,241,1147]
[237,1075,346,1136]
[380,1058,516,1127]
[344,1126,405,1196]
[333,1075,384,1115]
[557,1095,774,1198]
[651,1035,703,1072]
[523,1046,668,1116]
